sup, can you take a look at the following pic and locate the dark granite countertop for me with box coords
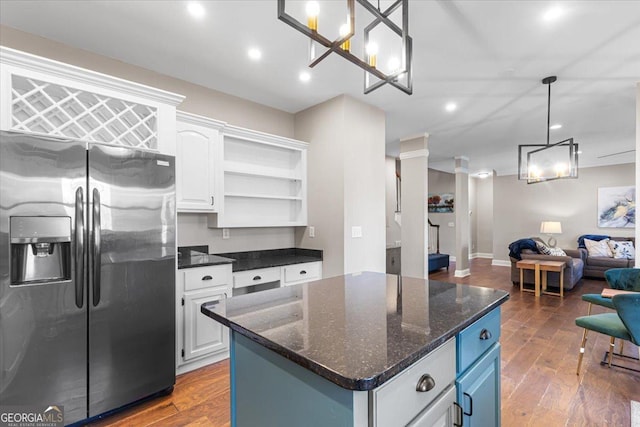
[201,272,509,391]
[214,248,322,272]
[178,254,235,269]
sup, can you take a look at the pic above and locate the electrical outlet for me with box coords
[352,226,362,238]
[222,228,230,239]
[309,226,315,238]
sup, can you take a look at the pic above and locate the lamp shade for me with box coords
[540,221,562,234]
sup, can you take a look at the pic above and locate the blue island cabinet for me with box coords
[456,308,502,427]
[200,273,509,427]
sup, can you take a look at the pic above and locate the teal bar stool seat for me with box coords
[575,293,640,375]
[580,268,640,355]
[581,268,640,312]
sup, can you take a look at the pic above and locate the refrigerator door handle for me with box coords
[92,188,102,307]
[75,187,84,309]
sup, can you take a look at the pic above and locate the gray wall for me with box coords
[0,25,300,253]
[427,169,456,256]
[493,163,635,263]
[295,95,386,277]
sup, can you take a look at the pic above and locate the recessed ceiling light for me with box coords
[445,102,457,112]
[187,2,205,19]
[248,48,262,61]
[476,172,491,179]
[299,71,311,82]
[549,124,562,130]
[543,6,564,22]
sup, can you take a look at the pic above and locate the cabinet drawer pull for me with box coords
[453,402,463,427]
[211,196,214,205]
[253,275,262,281]
[202,275,213,281]
[479,328,492,340]
[300,270,307,275]
[463,392,473,416]
[415,374,435,392]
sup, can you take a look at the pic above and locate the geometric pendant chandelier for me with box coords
[518,76,578,184]
[277,0,413,95]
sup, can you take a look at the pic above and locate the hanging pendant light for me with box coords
[518,76,579,183]
[277,0,413,95]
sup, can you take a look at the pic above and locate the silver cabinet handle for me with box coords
[479,328,492,340]
[300,270,307,275]
[74,187,84,309]
[415,374,436,392]
[253,276,261,281]
[202,275,213,281]
[92,188,102,307]
[211,196,214,205]
[453,402,464,427]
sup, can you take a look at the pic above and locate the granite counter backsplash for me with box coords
[214,248,322,272]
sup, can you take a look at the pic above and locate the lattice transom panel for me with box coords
[11,75,158,149]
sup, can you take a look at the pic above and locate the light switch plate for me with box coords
[309,226,315,238]
[448,222,455,227]
[222,228,230,239]
[352,226,362,238]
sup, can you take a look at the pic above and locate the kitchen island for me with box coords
[201,272,509,426]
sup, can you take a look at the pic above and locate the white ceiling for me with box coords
[1,0,639,175]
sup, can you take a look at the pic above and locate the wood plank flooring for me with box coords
[90,259,639,426]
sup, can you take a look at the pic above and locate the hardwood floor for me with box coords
[90,259,639,426]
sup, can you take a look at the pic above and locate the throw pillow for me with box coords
[607,240,635,259]
[535,241,552,255]
[584,238,613,257]
[535,242,567,256]
[549,247,567,256]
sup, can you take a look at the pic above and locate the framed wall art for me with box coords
[428,193,454,213]
[597,186,635,228]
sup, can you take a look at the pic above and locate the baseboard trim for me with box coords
[491,259,511,267]
[470,252,493,259]
[455,268,470,277]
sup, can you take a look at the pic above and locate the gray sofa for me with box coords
[578,236,635,279]
[510,239,584,290]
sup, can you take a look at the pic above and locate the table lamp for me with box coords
[540,221,562,247]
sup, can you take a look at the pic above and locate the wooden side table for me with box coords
[516,259,541,297]
[538,260,565,297]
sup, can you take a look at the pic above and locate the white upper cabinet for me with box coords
[176,112,224,212]
[211,125,309,228]
[0,47,184,155]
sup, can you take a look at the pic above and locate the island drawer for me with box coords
[456,307,501,374]
[282,261,321,285]
[183,265,232,291]
[233,267,281,288]
[373,338,455,427]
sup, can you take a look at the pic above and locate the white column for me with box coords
[455,156,470,277]
[400,134,429,278]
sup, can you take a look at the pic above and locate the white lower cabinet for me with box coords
[177,264,232,374]
[409,386,457,427]
[281,261,322,286]
[183,287,229,361]
[372,338,457,427]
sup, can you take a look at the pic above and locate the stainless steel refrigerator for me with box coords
[0,131,176,424]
